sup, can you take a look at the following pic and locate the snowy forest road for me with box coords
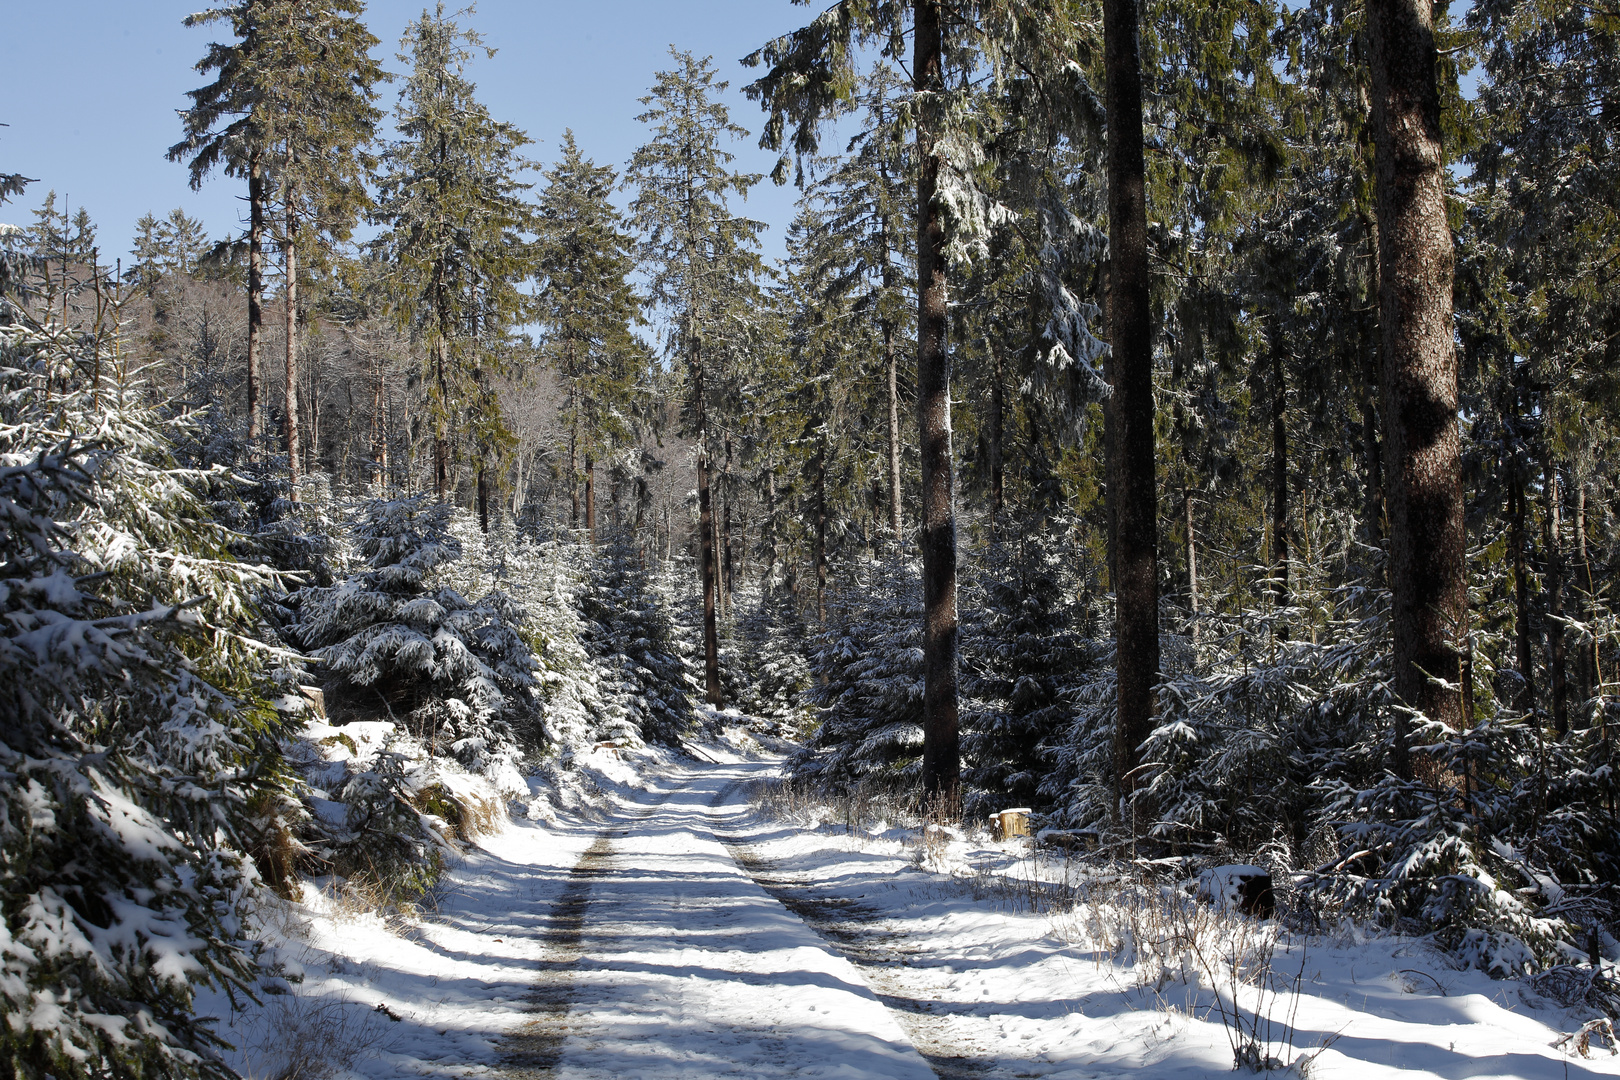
[500,761,951,1079]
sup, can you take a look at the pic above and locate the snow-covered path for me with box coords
[503,760,936,1079]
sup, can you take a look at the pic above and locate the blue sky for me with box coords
[1,1,816,270]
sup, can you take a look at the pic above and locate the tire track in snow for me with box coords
[500,793,671,1077]
[707,780,999,1080]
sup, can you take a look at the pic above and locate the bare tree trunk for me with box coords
[372,354,387,492]
[989,347,1005,530]
[724,436,736,611]
[915,0,959,809]
[814,434,828,626]
[585,451,596,543]
[1361,214,1384,549]
[247,150,265,454]
[1576,479,1598,708]
[885,318,903,546]
[1185,488,1199,626]
[1272,345,1290,624]
[765,463,779,592]
[284,205,301,499]
[569,415,580,528]
[433,334,449,501]
[693,342,722,706]
[1104,0,1160,811]
[1511,468,1535,712]
[1544,453,1567,736]
[1367,0,1466,773]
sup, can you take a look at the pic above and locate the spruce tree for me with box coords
[627,49,766,707]
[1366,0,1468,769]
[535,131,641,541]
[372,5,534,521]
[172,0,384,477]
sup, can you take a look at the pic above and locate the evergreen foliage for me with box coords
[0,312,292,1080]
[293,497,540,776]
[577,535,697,746]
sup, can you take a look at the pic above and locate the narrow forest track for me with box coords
[495,763,950,1079]
[709,781,1003,1080]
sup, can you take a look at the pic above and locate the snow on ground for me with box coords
[735,790,1620,1080]
[200,736,1620,1079]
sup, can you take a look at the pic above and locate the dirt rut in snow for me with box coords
[708,783,1002,1080]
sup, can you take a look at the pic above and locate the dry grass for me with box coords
[238,993,398,1080]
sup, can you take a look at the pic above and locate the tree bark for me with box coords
[885,317,903,546]
[1544,453,1567,737]
[433,334,449,501]
[1103,0,1160,810]
[814,433,829,626]
[693,341,722,706]
[914,0,959,809]
[372,355,388,493]
[989,347,1005,530]
[1510,467,1535,712]
[569,414,580,527]
[1576,479,1598,708]
[585,451,597,543]
[1185,488,1199,626]
[1367,0,1466,774]
[1272,344,1290,623]
[284,204,301,499]
[724,435,736,610]
[247,149,265,453]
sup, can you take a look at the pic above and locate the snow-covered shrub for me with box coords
[734,582,813,731]
[962,522,1094,820]
[0,314,296,1079]
[578,535,697,745]
[294,497,540,777]
[326,736,445,894]
[792,555,925,794]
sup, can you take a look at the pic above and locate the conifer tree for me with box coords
[627,49,766,707]
[1366,0,1467,769]
[172,0,384,477]
[373,5,534,522]
[536,131,640,541]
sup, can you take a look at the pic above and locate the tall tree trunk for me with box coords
[989,347,1005,530]
[814,433,828,626]
[585,451,596,543]
[569,415,580,527]
[1544,453,1567,736]
[1103,0,1160,810]
[478,466,490,533]
[1367,0,1466,774]
[433,334,450,501]
[372,355,388,492]
[284,206,301,499]
[1576,479,1598,709]
[1511,468,1535,712]
[306,345,319,478]
[1185,488,1199,627]
[247,150,265,453]
[765,463,779,592]
[724,435,736,609]
[693,341,722,706]
[1361,214,1384,549]
[914,0,959,809]
[885,318,903,546]
[1272,345,1290,623]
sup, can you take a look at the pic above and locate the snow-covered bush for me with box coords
[734,582,813,731]
[294,497,541,778]
[0,314,295,1079]
[578,535,697,745]
[962,522,1095,820]
[792,555,925,794]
